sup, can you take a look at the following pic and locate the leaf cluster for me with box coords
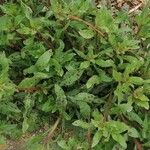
[0,0,150,149]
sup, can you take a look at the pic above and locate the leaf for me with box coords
[51,58,64,76]
[61,69,83,86]
[18,73,49,88]
[129,77,144,85]
[137,101,149,110]
[124,56,144,76]
[99,69,112,82]
[72,92,98,103]
[112,134,127,148]
[74,49,87,59]
[35,50,53,70]
[0,16,12,31]
[111,103,133,114]
[142,115,149,139]
[55,84,66,99]
[92,130,102,147]
[2,102,21,113]
[22,117,29,133]
[79,29,94,39]
[57,140,68,149]
[22,94,32,133]
[72,120,90,129]
[138,94,149,102]
[0,136,6,145]
[80,61,90,69]
[0,3,18,15]
[0,52,10,77]
[20,0,32,19]
[143,141,150,148]
[127,112,143,126]
[54,84,67,111]
[41,100,54,112]
[128,127,139,138]
[86,75,100,88]
[109,121,129,134]
[78,101,91,118]
[17,25,36,35]
[92,110,104,121]
[18,77,39,88]
[95,8,114,32]
[134,91,150,109]
[95,59,114,68]
[113,70,122,81]
[15,14,24,26]
[0,123,17,134]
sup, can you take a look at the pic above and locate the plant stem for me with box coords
[68,15,105,38]
[44,117,61,145]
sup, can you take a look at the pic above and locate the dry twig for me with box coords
[129,3,142,14]
[44,117,61,145]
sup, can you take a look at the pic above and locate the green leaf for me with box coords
[35,50,53,70]
[1,102,21,113]
[113,70,122,81]
[72,92,98,103]
[127,112,143,126]
[18,77,39,88]
[95,59,114,68]
[99,69,112,82]
[22,94,32,133]
[128,127,139,138]
[41,100,54,113]
[58,140,68,149]
[0,3,18,15]
[18,73,49,88]
[112,134,127,148]
[143,141,150,148]
[24,65,37,74]
[74,49,87,59]
[92,130,102,147]
[134,90,150,109]
[79,29,94,39]
[55,84,66,99]
[138,94,149,102]
[0,136,6,145]
[51,58,64,76]
[137,101,149,110]
[80,61,90,69]
[111,103,133,114]
[95,8,114,32]
[129,77,144,85]
[86,75,100,88]
[72,120,90,129]
[54,84,67,111]
[22,117,29,133]
[17,25,36,35]
[0,16,12,31]
[20,0,32,19]
[61,69,83,86]
[0,123,17,134]
[109,121,129,134]
[78,101,91,118]
[142,115,149,139]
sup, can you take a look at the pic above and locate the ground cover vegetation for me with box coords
[0,0,150,149]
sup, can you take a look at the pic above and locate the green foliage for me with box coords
[0,0,150,149]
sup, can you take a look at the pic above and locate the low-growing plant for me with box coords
[0,0,150,149]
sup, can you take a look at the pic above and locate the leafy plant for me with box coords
[0,0,150,149]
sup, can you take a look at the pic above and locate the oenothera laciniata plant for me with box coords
[0,0,150,149]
